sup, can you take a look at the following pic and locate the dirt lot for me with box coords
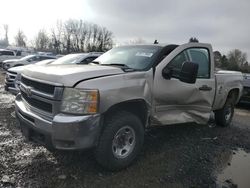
[1,69,250,188]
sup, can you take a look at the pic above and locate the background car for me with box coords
[50,52,103,65]
[0,49,22,67]
[4,52,103,95]
[2,54,56,70]
[5,59,55,94]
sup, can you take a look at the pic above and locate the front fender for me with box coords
[75,70,154,114]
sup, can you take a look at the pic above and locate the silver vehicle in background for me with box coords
[2,54,56,70]
[5,52,102,95]
[0,49,22,67]
[50,52,103,65]
[5,59,55,94]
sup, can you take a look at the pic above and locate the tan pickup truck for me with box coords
[15,43,243,170]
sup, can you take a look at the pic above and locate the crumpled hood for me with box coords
[22,64,124,87]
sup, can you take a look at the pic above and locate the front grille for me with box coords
[21,90,53,113]
[6,82,15,88]
[21,76,55,95]
[7,74,16,80]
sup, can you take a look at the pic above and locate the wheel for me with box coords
[214,98,234,127]
[95,111,144,171]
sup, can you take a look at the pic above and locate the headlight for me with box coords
[61,88,99,114]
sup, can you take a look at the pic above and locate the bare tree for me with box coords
[15,29,27,47]
[51,20,63,54]
[35,29,50,51]
[29,19,114,53]
[0,24,9,47]
[3,24,9,46]
[227,49,247,70]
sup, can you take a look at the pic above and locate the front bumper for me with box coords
[15,94,102,150]
[5,80,19,95]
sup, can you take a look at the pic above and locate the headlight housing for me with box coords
[61,88,99,114]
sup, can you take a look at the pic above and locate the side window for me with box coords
[16,51,22,56]
[167,51,188,77]
[1,51,14,56]
[188,48,210,78]
[39,56,49,61]
[79,57,96,64]
[28,56,37,62]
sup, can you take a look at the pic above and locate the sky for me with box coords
[0,0,249,59]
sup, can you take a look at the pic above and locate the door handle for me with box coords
[199,85,212,91]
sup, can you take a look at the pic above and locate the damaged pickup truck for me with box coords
[15,43,243,170]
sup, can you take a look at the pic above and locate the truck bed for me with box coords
[212,70,243,110]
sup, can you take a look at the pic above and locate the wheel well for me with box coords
[227,88,240,104]
[104,100,149,127]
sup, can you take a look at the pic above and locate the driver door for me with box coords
[152,43,215,125]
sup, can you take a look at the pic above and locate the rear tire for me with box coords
[214,98,234,127]
[95,111,144,171]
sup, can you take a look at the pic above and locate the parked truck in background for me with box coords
[5,59,55,95]
[241,73,250,102]
[15,43,243,170]
[0,49,22,67]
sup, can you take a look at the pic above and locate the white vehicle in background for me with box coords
[5,52,102,95]
[50,52,103,65]
[2,54,56,70]
[5,59,55,94]
[0,49,22,67]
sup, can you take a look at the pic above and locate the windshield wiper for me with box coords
[102,63,136,72]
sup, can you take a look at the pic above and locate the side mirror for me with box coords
[179,61,199,84]
[162,67,173,79]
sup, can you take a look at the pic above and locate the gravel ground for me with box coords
[1,69,250,188]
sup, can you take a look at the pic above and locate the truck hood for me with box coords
[22,64,125,87]
[3,59,20,63]
[8,65,27,73]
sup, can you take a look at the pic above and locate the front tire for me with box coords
[95,111,144,171]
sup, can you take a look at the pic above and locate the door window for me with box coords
[166,48,210,79]
[188,48,210,78]
[167,51,188,78]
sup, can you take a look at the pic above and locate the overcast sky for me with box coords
[0,0,249,59]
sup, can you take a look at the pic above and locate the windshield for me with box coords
[94,45,162,70]
[51,54,87,65]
